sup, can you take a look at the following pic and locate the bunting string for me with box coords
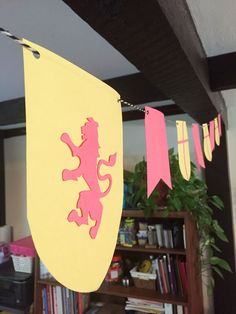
[0,27,40,58]
[0,26,224,195]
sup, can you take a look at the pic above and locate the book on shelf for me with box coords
[46,286,53,314]
[177,304,184,314]
[155,224,164,247]
[125,297,164,313]
[162,255,171,293]
[41,285,89,314]
[125,299,186,314]
[183,224,186,249]
[166,254,175,295]
[163,229,173,249]
[56,286,63,314]
[155,258,164,294]
[158,257,168,294]
[178,259,188,296]
[155,221,185,250]
[152,254,187,296]
[165,304,186,314]
[164,303,173,314]
[169,256,178,295]
[172,222,185,249]
[173,257,183,296]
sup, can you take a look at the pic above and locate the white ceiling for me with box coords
[187,0,236,109]
[187,0,236,57]
[0,0,138,103]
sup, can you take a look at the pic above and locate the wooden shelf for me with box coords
[116,245,186,255]
[122,209,188,219]
[95,283,188,306]
[96,303,125,313]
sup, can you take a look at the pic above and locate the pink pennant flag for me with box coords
[209,120,215,151]
[145,106,172,198]
[218,114,222,136]
[192,123,205,171]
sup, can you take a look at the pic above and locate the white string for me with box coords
[0,27,40,58]
[119,99,222,128]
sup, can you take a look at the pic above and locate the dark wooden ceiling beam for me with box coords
[104,73,168,104]
[208,52,236,91]
[0,97,25,126]
[0,73,174,127]
[62,0,226,124]
[2,127,26,139]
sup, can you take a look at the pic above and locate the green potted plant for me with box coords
[125,148,232,288]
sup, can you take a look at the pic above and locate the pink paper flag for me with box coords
[209,120,215,152]
[218,114,222,136]
[145,106,172,198]
[192,123,205,171]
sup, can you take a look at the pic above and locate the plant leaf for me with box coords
[210,243,222,253]
[212,266,224,279]
[210,196,224,210]
[210,257,232,272]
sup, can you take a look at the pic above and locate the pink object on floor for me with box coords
[10,236,36,257]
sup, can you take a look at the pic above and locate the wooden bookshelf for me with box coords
[116,244,186,255]
[34,210,204,314]
[122,209,186,219]
[93,210,203,314]
[96,282,188,306]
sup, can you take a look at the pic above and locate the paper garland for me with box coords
[192,124,205,172]
[145,107,172,197]
[176,121,191,181]
[24,39,123,292]
[145,109,222,196]
[209,120,215,152]
[202,123,212,161]
[214,117,220,146]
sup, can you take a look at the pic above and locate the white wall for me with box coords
[222,90,236,258]
[4,135,30,240]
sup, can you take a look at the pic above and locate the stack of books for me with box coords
[41,286,89,314]
[125,298,165,313]
[125,299,187,314]
[154,255,188,296]
[155,222,185,249]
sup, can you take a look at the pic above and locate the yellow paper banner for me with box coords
[176,120,191,181]
[202,123,212,161]
[214,117,220,146]
[23,40,123,292]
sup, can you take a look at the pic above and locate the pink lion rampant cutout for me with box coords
[61,117,117,239]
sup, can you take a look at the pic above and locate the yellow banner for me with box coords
[202,123,212,161]
[176,120,191,181]
[214,117,220,146]
[23,40,123,292]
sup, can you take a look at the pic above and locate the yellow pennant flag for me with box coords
[214,117,220,146]
[202,123,212,161]
[176,121,191,181]
[23,40,123,292]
